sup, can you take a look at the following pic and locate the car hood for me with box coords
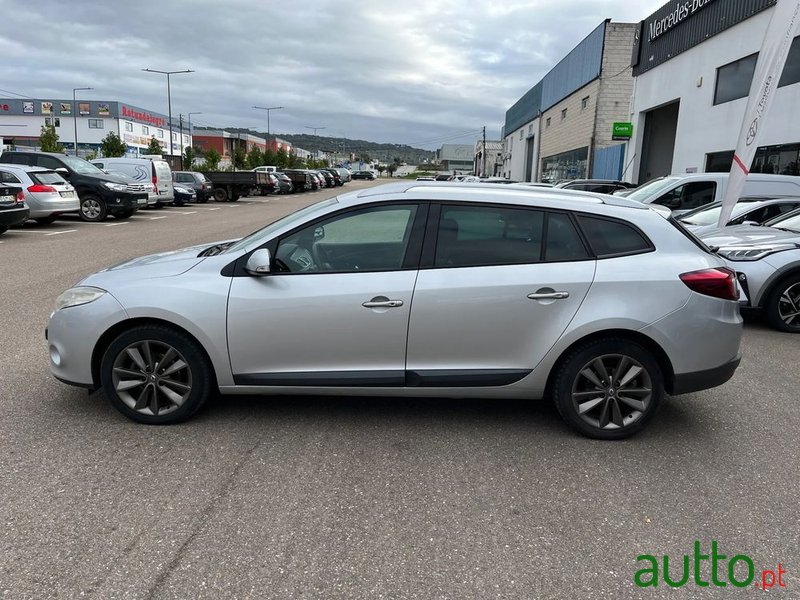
[79,239,239,285]
[699,224,800,247]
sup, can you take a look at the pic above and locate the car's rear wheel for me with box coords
[765,274,800,333]
[100,325,212,424]
[552,338,663,440]
[80,195,107,222]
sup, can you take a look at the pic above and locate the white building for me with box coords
[0,98,191,159]
[626,0,800,183]
[473,140,503,177]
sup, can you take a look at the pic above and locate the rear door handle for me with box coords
[362,299,404,308]
[527,291,570,300]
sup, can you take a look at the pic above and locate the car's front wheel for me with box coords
[100,325,213,424]
[80,195,107,222]
[552,338,663,440]
[765,274,800,333]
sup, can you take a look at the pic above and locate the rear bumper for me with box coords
[669,353,741,395]
[0,206,30,227]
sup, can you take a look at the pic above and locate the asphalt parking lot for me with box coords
[1,180,798,599]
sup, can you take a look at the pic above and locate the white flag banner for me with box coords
[718,0,800,228]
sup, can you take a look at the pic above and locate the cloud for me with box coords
[0,0,666,149]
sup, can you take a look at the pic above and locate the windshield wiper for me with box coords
[770,227,800,234]
[198,242,233,257]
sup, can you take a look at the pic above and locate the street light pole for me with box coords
[72,87,92,157]
[253,106,283,151]
[142,68,193,164]
[305,125,326,137]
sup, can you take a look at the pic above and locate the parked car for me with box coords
[621,173,800,216]
[351,170,376,180]
[678,197,800,234]
[334,168,352,183]
[699,208,800,332]
[253,166,278,174]
[91,157,174,206]
[480,177,519,184]
[173,171,212,203]
[0,165,79,224]
[272,172,293,194]
[173,184,196,206]
[47,182,742,439]
[281,169,313,192]
[556,179,637,194]
[315,170,335,188]
[0,151,148,221]
[416,176,435,181]
[0,183,28,235]
[323,169,343,186]
[435,174,454,181]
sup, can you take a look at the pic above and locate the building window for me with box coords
[541,146,589,182]
[561,108,567,120]
[88,119,104,129]
[779,35,800,88]
[714,53,758,105]
[546,117,551,128]
[172,132,177,141]
[528,124,533,135]
[708,144,800,176]
[157,129,163,138]
[45,118,61,127]
[142,126,149,135]
[582,96,590,110]
[183,135,189,144]
[124,122,133,132]
[519,130,523,140]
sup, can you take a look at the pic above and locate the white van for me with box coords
[623,173,800,216]
[91,157,174,206]
[253,166,278,174]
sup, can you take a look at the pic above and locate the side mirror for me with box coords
[55,167,70,178]
[245,248,272,276]
[742,220,759,226]
[314,225,325,240]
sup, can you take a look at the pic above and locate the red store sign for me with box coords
[121,105,166,128]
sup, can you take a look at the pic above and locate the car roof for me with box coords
[350,181,650,211]
[0,163,53,173]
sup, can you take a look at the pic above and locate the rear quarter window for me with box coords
[576,215,654,257]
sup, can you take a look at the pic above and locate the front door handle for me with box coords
[527,291,570,300]
[362,298,404,308]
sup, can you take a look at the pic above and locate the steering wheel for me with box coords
[275,243,317,272]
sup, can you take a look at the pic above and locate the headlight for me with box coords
[55,286,107,310]
[717,243,798,261]
[103,182,128,192]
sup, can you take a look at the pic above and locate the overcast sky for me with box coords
[1,0,666,149]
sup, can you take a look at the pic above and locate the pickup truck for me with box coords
[203,171,272,202]
[621,173,800,216]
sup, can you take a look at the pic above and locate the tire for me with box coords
[100,325,213,425]
[0,226,7,236]
[79,195,107,222]
[213,188,228,202]
[173,200,185,207]
[114,210,133,219]
[551,338,664,440]
[764,273,800,333]
[230,194,239,202]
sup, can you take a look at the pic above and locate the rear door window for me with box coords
[36,155,64,170]
[576,215,654,257]
[654,181,717,211]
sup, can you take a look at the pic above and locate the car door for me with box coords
[405,203,595,385]
[227,202,427,386]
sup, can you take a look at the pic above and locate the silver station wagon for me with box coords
[47,183,743,439]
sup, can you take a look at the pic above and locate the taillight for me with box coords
[680,268,738,301]
[27,184,57,193]
[16,191,25,203]
[153,175,159,194]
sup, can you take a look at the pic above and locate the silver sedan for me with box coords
[47,183,743,439]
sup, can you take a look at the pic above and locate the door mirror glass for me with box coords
[245,248,271,276]
[55,168,70,178]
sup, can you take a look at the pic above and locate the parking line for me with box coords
[169,210,197,215]
[105,222,130,227]
[45,229,77,236]
[149,216,168,220]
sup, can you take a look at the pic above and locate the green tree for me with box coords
[183,146,197,168]
[386,164,398,177]
[100,131,127,158]
[376,165,386,177]
[262,149,278,166]
[39,124,63,153]
[288,151,302,168]
[145,136,163,155]
[246,147,263,170]
[276,148,290,169]
[202,148,221,171]
[358,153,370,163]
[232,144,247,170]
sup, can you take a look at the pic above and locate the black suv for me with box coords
[0,151,148,221]
[0,183,28,235]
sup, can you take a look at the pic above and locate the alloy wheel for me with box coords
[571,354,652,430]
[777,282,800,327]
[111,340,193,417]
[82,198,102,219]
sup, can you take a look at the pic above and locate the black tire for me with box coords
[35,216,58,225]
[100,325,213,425]
[198,197,209,204]
[172,200,185,207]
[551,338,664,440]
[0,226,7,236]
[764,273,800,333]
[79,195,108,222]
[230,194,239,202]
[114,210,133,219]
[213,188,228,202]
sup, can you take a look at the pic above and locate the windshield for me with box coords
[224,197,339,254]
[625,176,680,203]
[681,203,755,226]
[60,155,107,175]
[773,212,800,232]
[30,171,68,185]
